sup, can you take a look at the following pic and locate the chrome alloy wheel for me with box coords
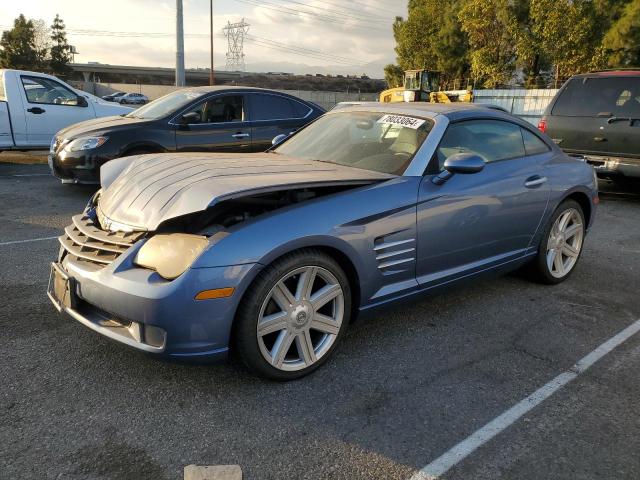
[257,266,344,372]
[546,208,584,279]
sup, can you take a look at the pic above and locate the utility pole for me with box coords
[175,0,186,87]
[209,0,215,85]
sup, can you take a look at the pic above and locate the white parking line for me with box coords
[409,318,640,480]
[0,236,58,246]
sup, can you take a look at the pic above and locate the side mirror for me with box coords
[433,153,485,185]
[272,134,288,146]
[444,153,485,174]
[76,95,88,107]
[180,111,201,124]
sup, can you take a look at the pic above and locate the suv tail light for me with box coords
[538,119,547,133]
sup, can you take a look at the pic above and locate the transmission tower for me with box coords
[223,19,250,71]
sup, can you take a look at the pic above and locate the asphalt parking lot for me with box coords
[1,163,639,480]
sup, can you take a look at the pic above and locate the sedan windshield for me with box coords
[275,111,433,175]
[126,90,205,120]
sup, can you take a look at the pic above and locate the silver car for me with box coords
[118,93,148,105]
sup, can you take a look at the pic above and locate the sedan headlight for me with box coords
[65,136,108,151]
[134,234,209,280]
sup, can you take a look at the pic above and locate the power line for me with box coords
[231,0,390,31]
[247,34,361,64]
[277,0,389,23]
[308,0,402,17]
[245,36,363,65]
[0,25,371,67]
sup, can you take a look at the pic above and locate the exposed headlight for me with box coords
[134,234,209,280]
[65,136,108,152]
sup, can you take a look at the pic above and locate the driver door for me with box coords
[19,75,94,147]
[175,94,252,153]
[416,119,551,287]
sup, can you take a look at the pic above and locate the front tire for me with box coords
[234,250,351,381]
[528,199,586,284]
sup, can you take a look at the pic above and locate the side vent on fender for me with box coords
[373,236,416,275]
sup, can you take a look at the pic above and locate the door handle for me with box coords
[593,136,607,142]
[524,176,547,188]
[27,107,46,114]
[232,133,250,139]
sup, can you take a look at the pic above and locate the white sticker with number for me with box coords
[377,114,426,130]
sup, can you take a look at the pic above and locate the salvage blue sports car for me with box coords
[48,103,598,380]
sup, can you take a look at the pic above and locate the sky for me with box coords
[0,0,409,78]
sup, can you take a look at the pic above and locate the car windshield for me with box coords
[274,111,433,175]
[126,90,206,120]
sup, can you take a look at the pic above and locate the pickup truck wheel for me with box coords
[527,199,585,284]
[234,249,351,381]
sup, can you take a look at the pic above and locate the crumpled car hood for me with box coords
[98,152,394,231]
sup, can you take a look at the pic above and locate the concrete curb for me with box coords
[184,465,242,480]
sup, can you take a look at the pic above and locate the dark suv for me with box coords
[539,70,640,182]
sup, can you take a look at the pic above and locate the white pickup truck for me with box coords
[0,69,132,151]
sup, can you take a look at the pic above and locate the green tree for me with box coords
[0,14,40,70]
[393,0,470,88]
[511,0,549,87]
[603,0,640,67]
[530,0,605,85]
[384,64,404,88]
[458,0,518,88]
[49,14,72,77]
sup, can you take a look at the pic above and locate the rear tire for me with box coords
[527,199,586,284]
[233,249,351,381]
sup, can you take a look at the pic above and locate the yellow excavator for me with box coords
[379,69,473,104]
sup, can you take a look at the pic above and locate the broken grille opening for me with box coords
[59,214,145,267]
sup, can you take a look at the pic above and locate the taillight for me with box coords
[538,119,547,133]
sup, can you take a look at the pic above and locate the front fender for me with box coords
[191,176,422,307]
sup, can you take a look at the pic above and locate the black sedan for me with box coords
[49,86,325,183]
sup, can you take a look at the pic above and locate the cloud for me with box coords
[0,0,408,77]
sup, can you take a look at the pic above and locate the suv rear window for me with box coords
[552,77,640,117]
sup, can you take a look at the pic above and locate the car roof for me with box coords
[331,101,521,123]
[571,69,640,78]
[177,85,303,95]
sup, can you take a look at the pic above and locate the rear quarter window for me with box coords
[552,77,640,117]
[521,128,550,156]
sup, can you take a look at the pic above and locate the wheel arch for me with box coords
[240,238,365,325]
[121,142,166,156]
[561,189,593,228]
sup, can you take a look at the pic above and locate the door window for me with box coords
[290,99,312,118]
[435,119,525,170]
[521,128,550,156]
[21,75,79,106]
[249,94,300,121]
[184,95,244,124]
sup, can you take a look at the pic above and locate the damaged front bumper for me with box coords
[48,236,260,360]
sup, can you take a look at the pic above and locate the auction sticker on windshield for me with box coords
[377,114,426,129]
